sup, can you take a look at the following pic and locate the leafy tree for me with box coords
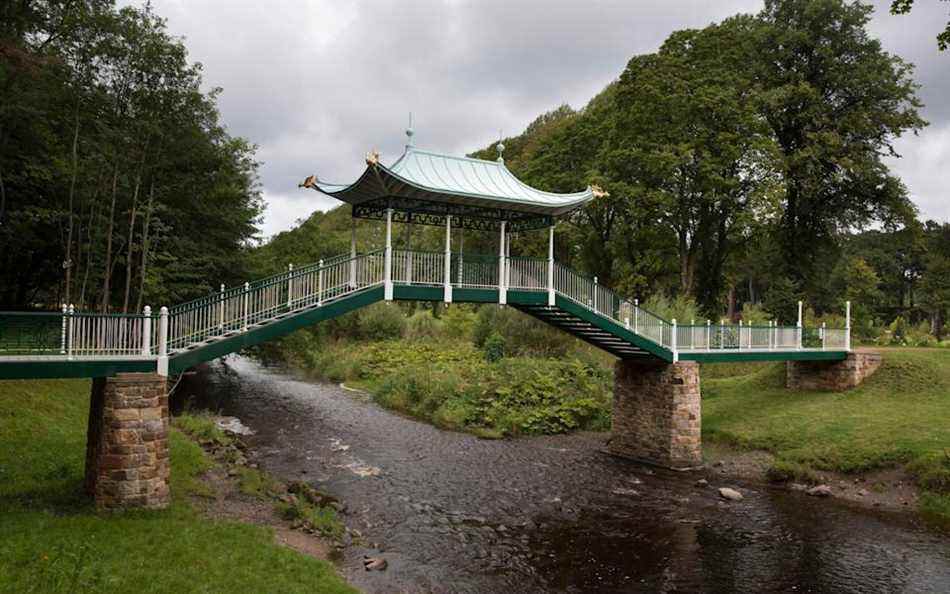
[919,222,950,338]
[755,0,925,295]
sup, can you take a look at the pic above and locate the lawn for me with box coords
[0,378,356,594]
[702,348,950,526]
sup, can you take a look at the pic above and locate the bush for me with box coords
[442,305,477,339]
[405,310,444,340]
[483,331,506,362]
[357,303,406,340]
[472,305,574,357]
[641,294,699,324]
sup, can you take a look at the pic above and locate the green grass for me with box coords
[0,378,356,594]
[702,349,950,527]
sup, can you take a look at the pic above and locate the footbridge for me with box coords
[0,130,867,510]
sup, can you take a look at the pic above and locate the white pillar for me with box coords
[349,218,357,288]
[444,215,453,303]
[287,263,294,309]
[60,303,68,355]
[67,304,75,359]
[671,318,679,362]
[317,259,324,306]
[218,284,225,332]
[706,319,711,350]
[797,300,803,350]
[845,300,852,351]
[498,220,507,305]
[157,306,169,376]
[634,299,639,334]
[547,225,555,306]
[384,208,393,300]
[738,320,743,350]
[242,282,250,331]
[593,276,599,313]
[821,322,827,350]
[141,305,152,356]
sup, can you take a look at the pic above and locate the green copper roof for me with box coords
[303,145,596,218]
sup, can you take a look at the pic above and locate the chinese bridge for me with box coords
[0,129,871,510]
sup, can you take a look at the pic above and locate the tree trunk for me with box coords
[122,140,151,313]
[64,103,81,306]
[135,181,155,313]
[727,284,737,321]
[100,163,119,312]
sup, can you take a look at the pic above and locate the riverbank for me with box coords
[0,378,356,594]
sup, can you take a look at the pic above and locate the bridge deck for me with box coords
[0,250,849,379]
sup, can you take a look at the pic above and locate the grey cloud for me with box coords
[139,0,948,235]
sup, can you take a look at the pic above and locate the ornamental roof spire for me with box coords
[405,112,414,148]
[496,130,505,163]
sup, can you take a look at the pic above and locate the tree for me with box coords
[919,222,950,339]
[755,0,925,295]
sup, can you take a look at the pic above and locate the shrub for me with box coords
[442,305,477,339]
[642,294,699,324]
[405,310,444,340]
[357,303,406,340]
[483,331,506,362]
[473,305,574,357]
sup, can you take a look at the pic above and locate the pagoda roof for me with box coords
[301,144,597,231]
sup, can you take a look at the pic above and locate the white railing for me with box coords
[0,249,852,366]
[508,257,547,290]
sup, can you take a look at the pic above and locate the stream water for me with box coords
[178,356,950,593]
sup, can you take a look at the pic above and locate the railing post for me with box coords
[384,208,394,300]
[769,320,774,350]
[287,264,294,310]
[242,282,250,331]
[142,305,152,356]
[593,276,598,313]
[706,319,711,350]
[720,319,725,349]
[845,300,852,351]
[671,318,678,362]
[821,322,827,350]
[349,219,357,289]
[498,220,507,305]
[318,259,324,306]
[444,215,453,303]
[60,304,67,355]
[157,306,169,376]
[219,284,225,332]
[797,300,803,350]
[547,224,555,306]
[738,320,743,350]
[67,304,75,359]
[634,299,639,334]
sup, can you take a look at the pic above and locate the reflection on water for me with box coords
[179,356,950,593]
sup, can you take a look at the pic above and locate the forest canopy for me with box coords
[0,0,262,312]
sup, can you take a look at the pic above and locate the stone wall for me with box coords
[786,351,882,391]
[608,359,702,470]
[85,373,170,510]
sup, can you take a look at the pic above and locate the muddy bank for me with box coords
[178,356,950,593]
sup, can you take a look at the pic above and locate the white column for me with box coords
[738,320,743,350]
[67,304,75,359]
[384,208,393,300]
[498,220,507,305]
[317,259,324,306]
[60,304,68,355]
[242,282,250,331]
[845,300,852,351]
[444,215,453,303]
[349,218,357,288]
[821,322,827,350]
[634,299,639,334]
[547,225,555,306]
[157,306,169,376]
[797,300,803,350]
[706,319,711,350]
[218,284,225,332]
[287,264,294,309]
[671,318,679,362]
[141,305,152,356]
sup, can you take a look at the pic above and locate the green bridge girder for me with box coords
[0,285,846,380]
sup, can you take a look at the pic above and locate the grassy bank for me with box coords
[702,349,950,528]
[0,379,356,594]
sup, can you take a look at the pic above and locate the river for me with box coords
[178,356,950,593]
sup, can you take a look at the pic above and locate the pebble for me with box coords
[857,489,869,497]
[806,485,833,497]
[695,479,709,488]
[719,487,743,501]
[363,556,387,571]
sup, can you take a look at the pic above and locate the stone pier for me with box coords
[786,351,882,391]
[608,359,702,470]
[85,373,170,510]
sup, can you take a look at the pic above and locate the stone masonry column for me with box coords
[786,351,882,391]
[85,373,170,510]
[608,359,702,470]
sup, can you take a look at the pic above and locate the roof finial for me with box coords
[496,129,505,163]
[405,112,414,148]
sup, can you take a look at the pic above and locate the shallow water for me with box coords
[178,356,950,593]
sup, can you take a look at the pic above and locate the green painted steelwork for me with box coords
[554,296,674,361]
[0,359,157,380]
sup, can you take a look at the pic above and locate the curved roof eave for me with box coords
[309,147,595,217]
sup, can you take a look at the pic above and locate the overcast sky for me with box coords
[134,0,949,237]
